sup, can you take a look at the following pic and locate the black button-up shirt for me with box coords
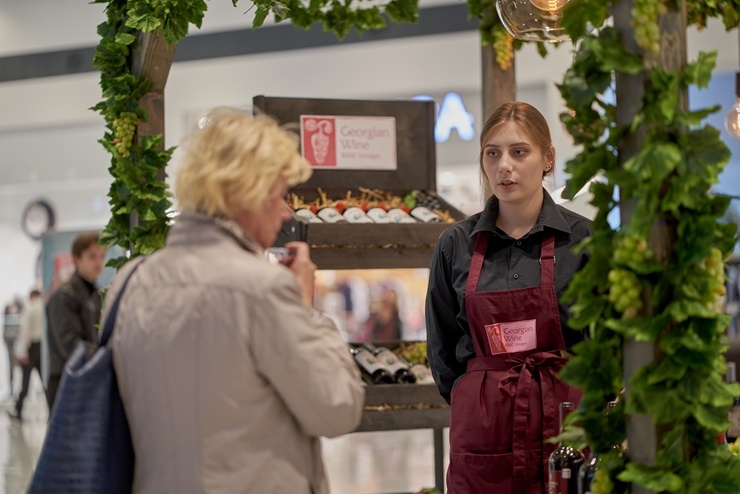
[425,190,593,403]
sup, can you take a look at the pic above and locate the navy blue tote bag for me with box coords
[28,258,145,494]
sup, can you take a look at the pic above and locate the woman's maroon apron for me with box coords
[447,231,581,494]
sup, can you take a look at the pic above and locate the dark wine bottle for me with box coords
[577,453,598,494]
[361,343,416,384]
[727,362,740,442]
[409,205,441,223]
[549,401,585,494]
[577,401,619,494]
[349,346,394,384]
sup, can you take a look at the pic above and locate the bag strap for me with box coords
[99,257,146,347]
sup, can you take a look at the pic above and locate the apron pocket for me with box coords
[447,452,512,494]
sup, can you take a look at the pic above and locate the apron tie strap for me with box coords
[466,352,568,477]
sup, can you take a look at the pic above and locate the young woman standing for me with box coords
[426,102,592,493]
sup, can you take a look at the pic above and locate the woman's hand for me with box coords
[283,241,317,308]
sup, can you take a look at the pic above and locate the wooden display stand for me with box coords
[254,95,466,270]
[254,95,457,492]
[356,383,449,493]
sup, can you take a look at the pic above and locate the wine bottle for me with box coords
[316,206,347,223]
[549,402,585,494]
[366,207,392,223]
[294,207,323,223]
[349,346,395,384]
[577,400,619,494]
[342,206,374,223]
[410,363,434,384]
[362,343,416,383]
[409,206,441,223]
[386,208,417,224]
[577,452,598,494]
[727,362,740,442]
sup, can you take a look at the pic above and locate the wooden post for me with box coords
[614,2,687,492]
[131,29,176,158]
[481,44,517,117]
[481,44,516,198]
[128,29,176,230]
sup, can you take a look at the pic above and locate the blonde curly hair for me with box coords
[175,107,311,218]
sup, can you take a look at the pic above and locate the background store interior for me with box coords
[0,2,739,492]
[2,0,739,346]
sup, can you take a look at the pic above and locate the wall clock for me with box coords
[21,199,56,240]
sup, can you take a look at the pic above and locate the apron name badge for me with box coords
[485,319,537,355]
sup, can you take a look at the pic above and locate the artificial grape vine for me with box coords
[93,0,420,266]
[492,26,514,70]
[630,0,666,55]
[111,112,140,159]
[91,6,740,492]
[556,2,740,492]
[607,268,643,319]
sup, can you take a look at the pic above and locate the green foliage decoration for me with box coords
[555,1,740,492]
[90,0,740,489]
[91,0,420,268]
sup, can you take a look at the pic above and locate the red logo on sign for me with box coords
[302,117,337,167]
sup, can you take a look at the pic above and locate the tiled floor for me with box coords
[0,359,447,494]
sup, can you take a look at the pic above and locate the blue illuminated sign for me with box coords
[413,93,475,143]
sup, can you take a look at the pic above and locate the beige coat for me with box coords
[107,213,364,494]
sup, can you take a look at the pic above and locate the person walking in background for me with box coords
[425,102,592,493]
[3,296,23,399]
[105,108,364,494]
[8,289,44,421]
[45,231,106,411]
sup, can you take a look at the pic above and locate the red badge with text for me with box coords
[485,319,537,355]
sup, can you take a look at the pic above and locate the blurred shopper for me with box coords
[366,287,403,341]
[45,231,106,410]
[3,296,22,399]
[8,289,44,421]
[105,108,364,494]
[425,102,592,493]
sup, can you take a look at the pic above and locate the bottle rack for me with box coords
[255,95,456,492]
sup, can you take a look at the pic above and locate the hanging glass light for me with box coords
[724,74,740,140]
[496,0,570,43]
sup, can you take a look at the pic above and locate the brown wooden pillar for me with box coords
[129,29,176,230]
[614,2,687,492]
[481,44,516,118]
[481,44,516,199]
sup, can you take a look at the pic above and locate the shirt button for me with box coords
[513,273,519,280]
[516,241,522,246]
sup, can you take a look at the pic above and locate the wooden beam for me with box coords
[128,29,177,230]
[616,2,688,493]
[131,29,176,154]
[481,44,517,117]
[481,44,516,199]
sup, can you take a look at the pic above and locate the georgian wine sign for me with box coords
[300,115,397,170]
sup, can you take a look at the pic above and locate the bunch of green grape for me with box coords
[608,268,643,318]
[112,112,139,158]
[630,0,667,54]
[613,233,653,268]
[492,27,513,71]
[399,342,427,366]
[589,468,614,494]
[729,439,740,456]
[694,247,727,312]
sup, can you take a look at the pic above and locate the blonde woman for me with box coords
[105,108,364,494]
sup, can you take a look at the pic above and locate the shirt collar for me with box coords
[169,211,263,255]
[470,189,572,239]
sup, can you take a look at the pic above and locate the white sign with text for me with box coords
[300,115,397,170]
